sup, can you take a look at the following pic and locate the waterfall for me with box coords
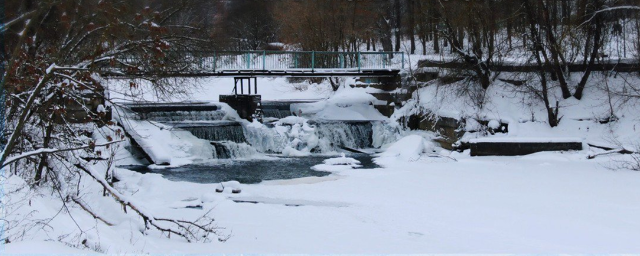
[313,121,374,151]
[211,141,258,159]
[372,121,403,148]
[243,124,289,153]
[261,101,294,119]
[262,109,292,119]
[175,122,246,143]
[135,110,227,122]
[124,102,402,161]
[243,120,378,154]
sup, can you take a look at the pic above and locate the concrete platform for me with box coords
[470,137,583,156]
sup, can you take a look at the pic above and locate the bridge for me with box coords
[101,51,405,77]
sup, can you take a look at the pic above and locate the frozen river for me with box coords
[123,153,378,184]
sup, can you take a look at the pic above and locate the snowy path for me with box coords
[100,151,640,254]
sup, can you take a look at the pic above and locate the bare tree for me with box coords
[1,0,224,246]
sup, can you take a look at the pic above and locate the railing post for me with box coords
[382,52,386,69]
[357,52,361,72]
[246,52,250,69]
[340,53,344,68]
[262,50,266,70]
[213,51,217,72]
[311,51,315,72]
[401,52,405,69]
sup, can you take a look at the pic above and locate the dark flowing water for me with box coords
[123,154,378,184]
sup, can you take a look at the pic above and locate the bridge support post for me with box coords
[357,52,361,72]
[211,51,217,72]
[311,51,315,72]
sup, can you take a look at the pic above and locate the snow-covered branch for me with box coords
[73,161,222,243]
[0,10,37,33]
[580,6,640,26]
[2,140,124,168]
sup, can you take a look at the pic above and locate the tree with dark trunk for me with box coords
[1,0,224,245]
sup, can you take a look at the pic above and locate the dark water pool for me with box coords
[122,154,378,184]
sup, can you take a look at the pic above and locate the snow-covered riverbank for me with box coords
[5,67,640,254]
[6,143,640,254]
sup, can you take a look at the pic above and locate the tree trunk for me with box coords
[394,0,402,52]
[540,0,572,99]
[379,3,394,56]
[408,0,416,54]
[524,0,559,127]
[34,116,54,185]
[574,0,603,100]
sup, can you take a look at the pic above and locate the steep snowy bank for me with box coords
[398,74,640,149]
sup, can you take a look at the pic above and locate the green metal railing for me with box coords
[118,51,404,73]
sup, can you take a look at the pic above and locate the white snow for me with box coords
[488,119,500,129]
[8,148,640,253]
[322,154,361,166]
[470,137,583,143]
[96,104,106,113]
[291,87,387,121]
[116,110,216,166]
[378,134,436,162]
[6,52,640,254]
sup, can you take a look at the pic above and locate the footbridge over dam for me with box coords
[100,51,405,78]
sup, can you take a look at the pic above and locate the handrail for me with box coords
[113,51,405,73]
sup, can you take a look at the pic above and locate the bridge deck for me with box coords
[102,69,401,78]
[102,51,404,78]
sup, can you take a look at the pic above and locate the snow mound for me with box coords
[488,119,501,129]
[379,135,435,162]
[323,153,362,166]
[277,116,308,125]
[291,87,387,121]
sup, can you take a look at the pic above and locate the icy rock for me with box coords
[488,120,501,129]
[216,181,242,193]
[96,104,106,113]
[225,180,242,194]
[465,118,482,132]
[323,153,362,167]
[282,146,311,157]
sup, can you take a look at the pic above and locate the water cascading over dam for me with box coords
[173,122,246,143]
[137,110,227,122]
[260,101,293,119]
[313,121,374,150]
[125,103,253,159]
[126,102,394,160]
